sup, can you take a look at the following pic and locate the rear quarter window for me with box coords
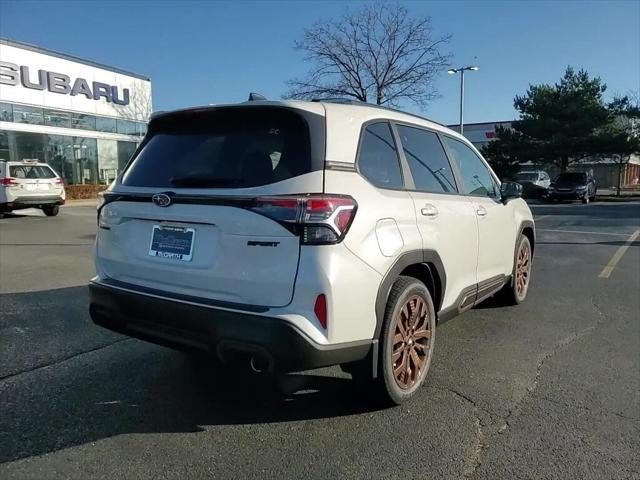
[122,107,317,189]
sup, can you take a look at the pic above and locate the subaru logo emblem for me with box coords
[152,193,171,207]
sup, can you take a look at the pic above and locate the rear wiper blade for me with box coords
[170,176,243,187]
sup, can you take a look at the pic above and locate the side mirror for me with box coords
[500,181,523,203]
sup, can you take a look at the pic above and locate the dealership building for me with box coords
[0,37,152,185]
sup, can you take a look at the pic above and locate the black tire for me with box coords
[369,276,436,405]
[497,235,532,305]
[42,205,59,216]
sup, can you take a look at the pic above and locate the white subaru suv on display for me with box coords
[90,99,534,405]
[0,160,66,218]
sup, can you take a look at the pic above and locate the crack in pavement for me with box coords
[427,385,491,478]
[0,338,131,383]
[429,295,612,479]
[538,394,640,422]
[498,296,607,434]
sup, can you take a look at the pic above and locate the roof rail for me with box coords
[314,98,445,127]
[311,97,364,105]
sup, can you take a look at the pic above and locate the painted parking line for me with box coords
[533,215,550,222]
[537,228,631,237]
[599,229,640,279]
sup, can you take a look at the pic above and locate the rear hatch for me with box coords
[6,163,63,198]
[97,105,326,308]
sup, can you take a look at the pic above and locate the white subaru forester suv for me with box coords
[90,99,534,405]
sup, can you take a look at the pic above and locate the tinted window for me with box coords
[122,108,312,188]
[515,172,538,181]
[555,172,586,183]
[358,122,403,189]
[397,125,457,193]
[444,137,498,197]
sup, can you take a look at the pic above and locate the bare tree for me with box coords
[284,2,451,107]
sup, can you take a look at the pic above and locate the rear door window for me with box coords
[357,122,404,189]
[396,125,457,193]
[122,108,314,188]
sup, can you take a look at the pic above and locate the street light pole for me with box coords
[459,69,465,136]
[448,65,479,136]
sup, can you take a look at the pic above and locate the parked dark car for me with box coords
[547,172,596,204]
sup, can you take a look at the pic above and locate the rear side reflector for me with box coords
[250,194,357,245]
[314,294,327,329]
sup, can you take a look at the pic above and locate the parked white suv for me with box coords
[90,99,535,404]
[514,170,551,190]
[0,160,66,217]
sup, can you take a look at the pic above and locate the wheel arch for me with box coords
[519,220,536,254]
[374,250,446,339]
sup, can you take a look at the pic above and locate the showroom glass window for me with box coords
[14,132,45,162]
[71,137,98,184]
[96,116,117,133]
[357,122,404,189]
[98,139,118,184]
[0,102,13,122]
[13,105,44,125]
[44,109,72,128]
[117,119,137,135]
[396,125,457,193]
[443,137,498,197]
[72,113,96,130]
[0,131,9,161]
[45,135,75,184]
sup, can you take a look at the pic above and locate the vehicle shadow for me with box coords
[530,202,640,219]
[0,212,31,220]
[537,240,639,246]
[0,287,382,464]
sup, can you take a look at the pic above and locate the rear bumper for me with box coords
[548,190,587,200]
[89,279,372,372]
[1,195,64,209]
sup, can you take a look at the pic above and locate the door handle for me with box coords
[421,204,439,217]
[476,205,487,217]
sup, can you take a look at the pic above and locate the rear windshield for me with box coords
[122,107,314,188]
[10,165,56,179]
[556,172,586,182]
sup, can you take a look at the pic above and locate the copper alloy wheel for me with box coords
[392,295,432,390]
[515,240,531,299]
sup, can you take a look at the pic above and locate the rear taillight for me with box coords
[251,194,357,245]
[0,177,18,186]
[55,178,65,185]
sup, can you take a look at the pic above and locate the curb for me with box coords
[62,200,97,208]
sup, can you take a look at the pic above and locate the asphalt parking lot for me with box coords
[1,201,639,480]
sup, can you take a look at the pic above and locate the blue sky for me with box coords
[0,0,638,124]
